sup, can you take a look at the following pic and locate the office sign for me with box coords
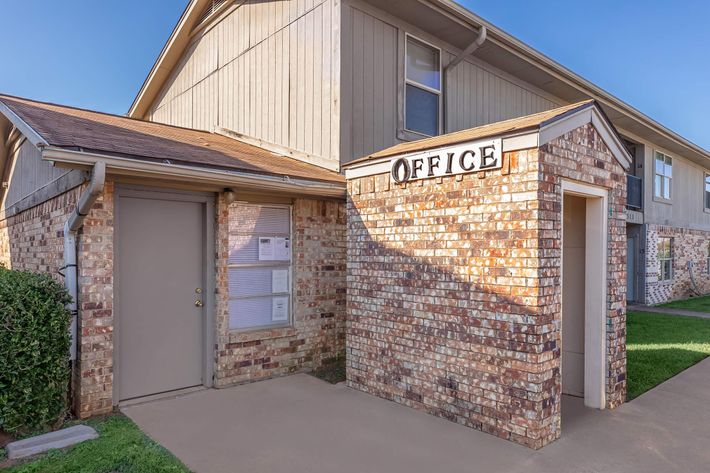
[390,138,502,183]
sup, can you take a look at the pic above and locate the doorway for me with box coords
[626,236,637,302]
[561,180,608,411]
[115,187,215,402]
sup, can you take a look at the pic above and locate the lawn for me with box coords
[1,414,191,473]
[659,294,710,312]
[627,311,710,400]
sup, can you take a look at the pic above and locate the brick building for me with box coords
[344,101,629,448]
[0,0,708,450]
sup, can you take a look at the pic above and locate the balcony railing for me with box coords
[627,174,642,210]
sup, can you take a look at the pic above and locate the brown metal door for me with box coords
[118,194,204,401]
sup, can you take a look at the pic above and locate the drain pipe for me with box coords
[64,161,106,360]
[443,25,487,133]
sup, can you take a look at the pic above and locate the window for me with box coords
[658,237,673,281]
[405,35,441,137]
[654,152,672,200]
[228,204,291,330]
[705,173,710,210]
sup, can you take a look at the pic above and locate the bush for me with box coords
[0,268,72,433]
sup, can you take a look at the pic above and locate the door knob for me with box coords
[194,300,204,307]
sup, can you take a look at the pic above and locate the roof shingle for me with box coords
[0,95,344,184]
[346,100,596,166]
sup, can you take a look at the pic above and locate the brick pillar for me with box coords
[73,181,114,417]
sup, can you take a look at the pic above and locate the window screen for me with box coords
[405,35,441,136]
[228,204,291,330]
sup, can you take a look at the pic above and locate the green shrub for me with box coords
[0,268,72,433]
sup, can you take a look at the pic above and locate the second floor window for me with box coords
[405,35,441,137]
[658,237,673,281]
[705,173,710,210]
[654,151,672,200]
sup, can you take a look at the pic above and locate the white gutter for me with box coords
[434,0,710,162]
[64,162,106,361]
[442,26,487,133]
[42,147,346,198]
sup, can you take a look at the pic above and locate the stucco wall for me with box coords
[346,123,627,449]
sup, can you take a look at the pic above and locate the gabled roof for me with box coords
[128,0,709,168]
[344,100,631,175]
[0,94,344,186]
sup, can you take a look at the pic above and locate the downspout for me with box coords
[64,161,106,360]
[442,25,487,133]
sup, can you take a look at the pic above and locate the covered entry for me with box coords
[561,181,608,410]
[115,187,215,401]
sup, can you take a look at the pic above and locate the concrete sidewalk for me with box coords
[628,303,710,319]
[123,358,710,473]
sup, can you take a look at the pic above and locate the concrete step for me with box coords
[5,424,98,459]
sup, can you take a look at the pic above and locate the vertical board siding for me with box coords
[3,141,69,210]
[343,8,398,162]
[341,4,562,163]
[444,57,560,133]
[149,0,339,167]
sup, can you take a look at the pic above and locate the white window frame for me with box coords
[228,203,293,331]
[402,33,442,138]
[653,151,673,202]
[657,237,673,282]
[704,172,710,212]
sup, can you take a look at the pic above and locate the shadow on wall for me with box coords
[345,187,563,445]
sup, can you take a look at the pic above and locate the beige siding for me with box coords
[149,0,339,167]
[445,56,560,132]
[2,140,69,211]
[641,141,710,230]
[340,2,563,163]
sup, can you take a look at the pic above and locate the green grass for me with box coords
[627,311,710,400]
[2,414,191,473]
[659,294,710,312]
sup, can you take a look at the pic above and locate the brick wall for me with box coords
[346,123,627,449]
[214,196,347,386]
[0,182,115,418]
[645,224,710,304]
[74,181,115,417]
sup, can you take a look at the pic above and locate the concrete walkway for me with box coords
[123,358,710,473]
[628,303,710,319]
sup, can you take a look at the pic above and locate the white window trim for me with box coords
[228,202,294,332]
[401,32,442,139]
[653,150,673,204]
[704,172,710,213]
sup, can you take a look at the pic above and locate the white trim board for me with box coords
[0,101,48,149]
[345,103,631,180]
[560,179,608,410]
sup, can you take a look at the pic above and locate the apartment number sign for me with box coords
[390,138,502,183]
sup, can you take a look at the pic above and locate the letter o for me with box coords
[391,158,411,183]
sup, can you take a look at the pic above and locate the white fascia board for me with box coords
[344,131,539,180]
[42,147,346,198]
[128,0,204,117]
[0,101,48,149]
[539,106,632,171]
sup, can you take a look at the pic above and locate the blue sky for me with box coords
[1,1,707,149]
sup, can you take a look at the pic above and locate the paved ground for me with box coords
[629,303,710,319]
[123,358,710,473]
